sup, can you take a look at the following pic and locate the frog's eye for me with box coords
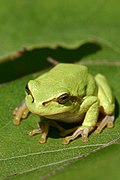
[57,93,70,104]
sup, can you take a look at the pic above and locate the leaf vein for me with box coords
[0,144,104,161]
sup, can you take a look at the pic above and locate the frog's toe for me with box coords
[13,107,21,125]
[13,117,21,125]
[21,109,29,119]
[62,126,91,144]
[39,137,47,144]
[94,115,114,134]
[81,134,89,142]
[28,128,42,136]
[62,137,71,145]
[13,107,19,115]
[107,121,113,128]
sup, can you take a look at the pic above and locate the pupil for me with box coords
[62,95,67,99]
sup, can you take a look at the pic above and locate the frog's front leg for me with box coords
[13,100,29,125]
[29,120,66,144]
[62,96,99,144]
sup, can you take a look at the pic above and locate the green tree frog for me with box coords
[13,63,115,144]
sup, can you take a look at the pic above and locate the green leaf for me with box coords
[0,63,120,180]
[0,0,120,60]
[0,0,120,179]
[48,143,120,180]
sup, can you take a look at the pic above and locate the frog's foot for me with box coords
[94,115,114,134]
[28,121,49,144]
[28,121,65,144]
[28,123,43,136]
[13,101,29,125]
[62,126,94,145]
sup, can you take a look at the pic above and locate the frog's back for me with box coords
[49,63,88,79]
[35,63,90,99]
[41,63,89,96]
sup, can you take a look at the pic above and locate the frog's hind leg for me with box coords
[94,115,114,134]
[94,74,115,134]
[28,120,66,144]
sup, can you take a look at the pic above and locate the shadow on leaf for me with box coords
[0,42,101,83]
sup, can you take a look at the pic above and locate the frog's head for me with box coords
[25,79,79,119]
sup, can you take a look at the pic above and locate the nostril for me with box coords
[42,102,46,106]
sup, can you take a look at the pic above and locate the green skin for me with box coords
[13,63,115,144]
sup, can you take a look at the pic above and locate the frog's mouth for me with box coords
[43,109,75,118]
[26,94,79,117]
[36,100,80,121]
